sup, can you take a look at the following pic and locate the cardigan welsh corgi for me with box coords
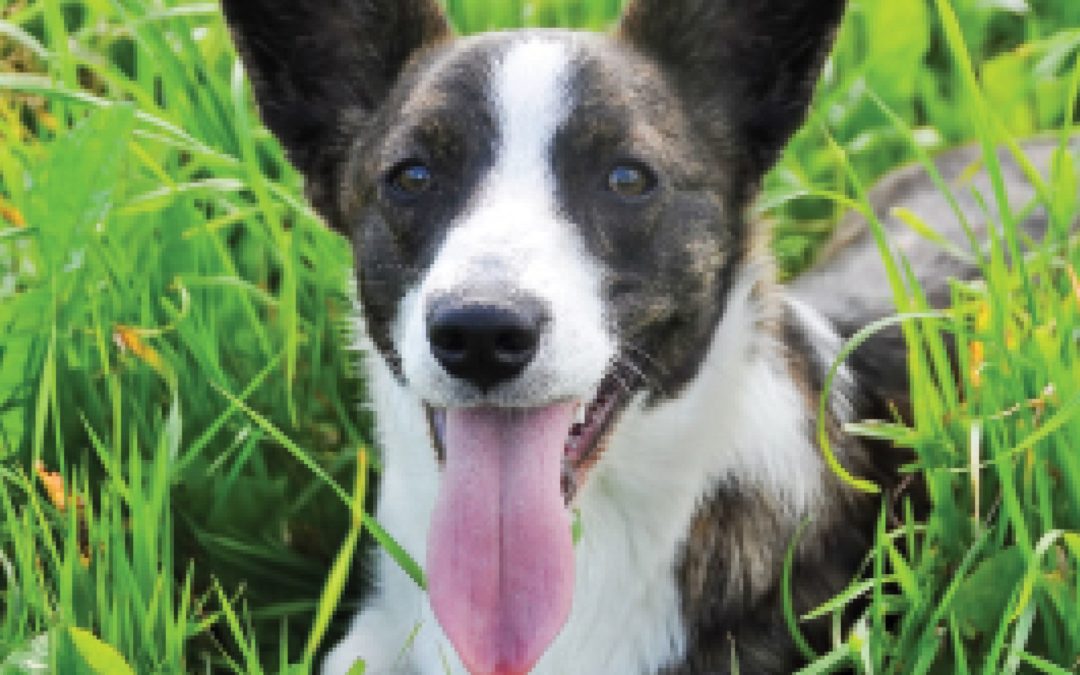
[218,0,1035,672]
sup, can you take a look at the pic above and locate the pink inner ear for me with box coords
[427,405,576,675]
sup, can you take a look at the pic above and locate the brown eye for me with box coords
[607,163,656,198]
[387,162,433,198]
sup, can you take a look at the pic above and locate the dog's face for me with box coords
[353,31,738,451]
[222,1,845,672]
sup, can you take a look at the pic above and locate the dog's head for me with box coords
[222,1,845,672]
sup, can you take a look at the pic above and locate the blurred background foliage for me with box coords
[0,0,1078,672]
[770,0,1080,271]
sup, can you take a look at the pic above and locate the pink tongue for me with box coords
[427,404,576,675]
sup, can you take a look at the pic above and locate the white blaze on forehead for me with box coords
[490,37,573,194]
[398,37,614,406]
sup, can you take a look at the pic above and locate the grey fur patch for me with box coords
[791,137,1076,413]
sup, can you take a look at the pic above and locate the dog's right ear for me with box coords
[220,0,451,224]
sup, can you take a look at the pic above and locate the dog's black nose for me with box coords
[427,302,544,391]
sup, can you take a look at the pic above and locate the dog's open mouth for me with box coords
[422,366,634,675]
[425,367,633,504]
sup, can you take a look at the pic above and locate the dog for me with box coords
[218,1,1057,672]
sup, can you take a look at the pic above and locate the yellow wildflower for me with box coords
[0,198,25,228]
[34,461,75,512]
[969,339,985,389]
[113,324,165,374]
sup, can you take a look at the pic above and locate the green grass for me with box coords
[0,0,1078,672]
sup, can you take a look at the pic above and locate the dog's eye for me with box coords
[607,163,656,199]
[387,162,433,197]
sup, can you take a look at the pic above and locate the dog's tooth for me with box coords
[575,404,587,425]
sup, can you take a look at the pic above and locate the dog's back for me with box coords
[794,138,1072,415]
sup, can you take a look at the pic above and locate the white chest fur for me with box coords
[322,276,829,675]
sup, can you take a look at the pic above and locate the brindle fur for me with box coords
[657,277,894,672]
[218,0,1062,671]
[222,0,848,400]
[682,137,1068,672]
[219,0,452,222]
[792,138,1070,416]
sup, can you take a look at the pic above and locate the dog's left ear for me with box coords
[221,0,451,225]
[619,0,846,179]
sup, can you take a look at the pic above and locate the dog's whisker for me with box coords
[622,341,671,376]
[614,355,651,391]
[612,347,668,399]
[608,356,649,399]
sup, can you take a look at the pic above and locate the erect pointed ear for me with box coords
[619,0,846,178]
[220,0,451,222]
